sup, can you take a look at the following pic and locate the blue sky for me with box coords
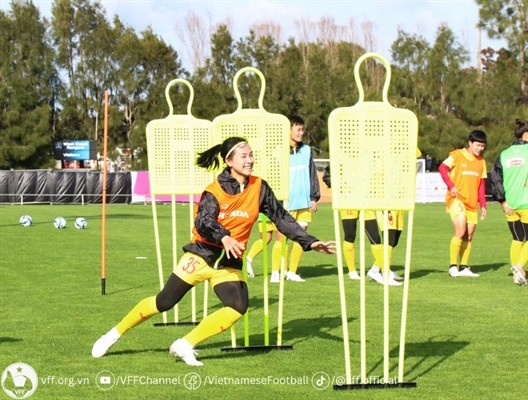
[2,0,505,70]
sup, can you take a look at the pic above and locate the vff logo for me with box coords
[1,362,39,399]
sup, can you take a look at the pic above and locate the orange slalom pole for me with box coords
[101,89,109,295]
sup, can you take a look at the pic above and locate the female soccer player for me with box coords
[322,166,402,286]
[439,130,488,278]
[91,137,335,366]
[489,119,528,285]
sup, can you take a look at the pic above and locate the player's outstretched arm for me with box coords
[310,241,336,254]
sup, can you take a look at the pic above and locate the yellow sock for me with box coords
[271,240,283,272]
[371,244,392,272]
[460,241,472,266]
[184,307,242,347]
[516,241,528,266]
[371,244,383,270]
[510,240,523,266]
[288,242,303,274]
[248,239,263,260]
[388,246,394,267]
[450,237,462,265]
[343,241,356,273]
[387,246,394,270]
[115,296,159,336]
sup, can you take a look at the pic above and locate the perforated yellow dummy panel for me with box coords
[212,67,290,201]
[328,53,418,210]
[146,79,214,195]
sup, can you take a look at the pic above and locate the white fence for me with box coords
[314,158,446,204]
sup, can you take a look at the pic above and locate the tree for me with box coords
[175,10,211,71]
[390,29,430,110]
[51,0,116,142]
[300,42,332,152]
[231,31,281,110]
[266,38,305,117]
[0,1,522,171]
[326,41,361,108]
[193,24,237,118]
[111,16,143,149]
[425,24,469,114]
[128,27,187,164]
[476,0,528,103]
[0,1,57,169]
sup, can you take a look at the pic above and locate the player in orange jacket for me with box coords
[91,137,335,366]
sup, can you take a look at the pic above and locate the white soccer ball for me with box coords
[75,217,88,230]
[53,217,67,229]
[19,215,32,227]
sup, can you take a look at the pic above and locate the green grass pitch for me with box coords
[0,202,525,399]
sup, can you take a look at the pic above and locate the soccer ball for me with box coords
[19,215,32,227]
[75,217,88,230]
[53,217,67,229]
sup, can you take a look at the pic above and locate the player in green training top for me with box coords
[489,118,528,285]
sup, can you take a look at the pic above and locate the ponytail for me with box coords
[196,136,248,170]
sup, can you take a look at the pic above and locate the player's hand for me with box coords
[310,241,336,254]
[480,208,487,220]
[221,236,245,259]
[501,202,513,215]
[310,200,318,212]
[449,187,459,198]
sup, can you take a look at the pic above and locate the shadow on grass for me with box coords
[243,264,337,280]
[403,262,505,278]
[300,263,444,281]
[105,342,294,365]
[365,335,469,381]
[108,345,286,363]
[297,264,462,281]
[409,269,443,279]
[0,337,22,345]
[300,264,338,278]
[280,314,354,344]
[472,262,506,274]
[215,314,354,351]
[201,347,285,362]
[97,335,468,369]
[246,294,278,309]
[106,347,168,357]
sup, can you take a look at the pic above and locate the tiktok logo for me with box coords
[311,372,330,390]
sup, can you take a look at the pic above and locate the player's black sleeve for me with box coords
[488,158,505,203]
[194,191,230,245]
[258,180,318,251]
[309,153,321,202]
[322,165,331,188]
